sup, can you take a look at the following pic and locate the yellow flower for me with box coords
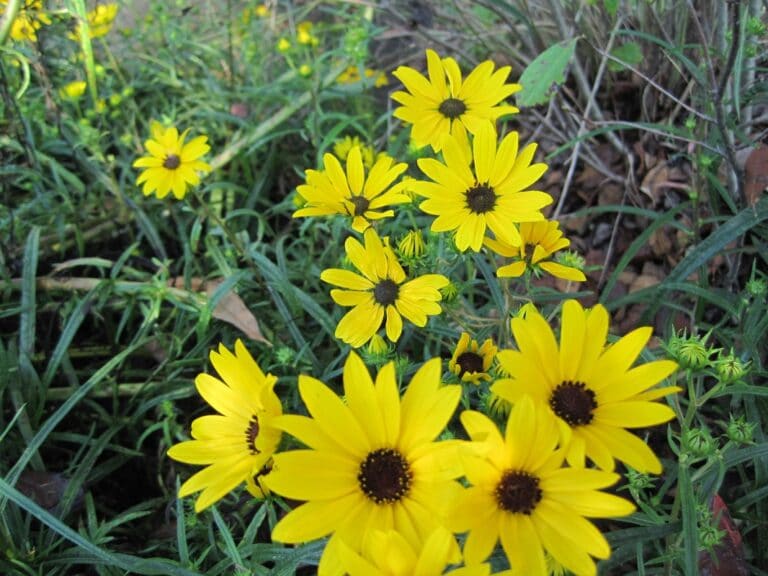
[59,80,87,100]
[338,527,490,576]
[296,21,319,46]
[337,65,362,84]
[277,37,291,52]
[392,49,521,152]
[167,340,283,512]
[70,3,118,41]
[293,146,410,233]
[410,122,552,252]
[133,121,211,200]
[448,333,497,385]
[255,4,269,17]
[484,220,586,282]
[320,228,449,348]
[299,64,313,77]
[336,66,387,87]
[397,229,426,259]
[2,0,50,42]
[264,352,465,575]
[365,333,391,357]
[332,135,375,169]
[492,300,680,473]
[451,399,636,574]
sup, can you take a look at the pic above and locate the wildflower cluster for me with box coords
[160,47,682,576]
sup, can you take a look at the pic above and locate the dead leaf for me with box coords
[18,470,82,513]
[744,145,768,207]
[169,277,271,345]
[640,160,689,205]
[699,494,749,576]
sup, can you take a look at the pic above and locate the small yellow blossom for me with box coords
[277,37,291,52]
[60,81,87,101]
[70,3,119,41]
[298,64,313,77]
[448,332,497,385]
[2,0,50,42]
[296,21,319,46]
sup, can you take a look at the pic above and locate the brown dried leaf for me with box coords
[699,494,749,576]
[169,277,271,345]
[744,145,768,207]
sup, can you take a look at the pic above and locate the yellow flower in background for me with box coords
[448,333,497,385]
[392,49,521,152]
[242,3,269,23]
[338,527,490,576]
[333,135,375,169]
[320,228,449,348]
[133,121,211,200]
[296,21,319,46]
[336,65,388,87]
[277,37,291,52]
[411,122,552,252]
[70,3,118,41]
[264,352,464,575]
[167,341,283,512]
[2,0,50,42]
[59,80,87,100]
[484,220,586,282]
[298,64,313,77]
[492,300,680,473]
[451,400,635,574]
[293,146,410,233]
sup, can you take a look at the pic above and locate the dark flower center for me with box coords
[374,279,399,306]
[550,381,597,426]
[245,415,260,454]
[438,97,467,119]
[465,183,497,214]
[358,448,412,504]
[495,470,542,514]
[163,154,181,169]
[349,195,370,217]
[456,351,484,376]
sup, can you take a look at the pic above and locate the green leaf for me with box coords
[608,42,644,72]
[517,39,578,107]
[603,0,619,17]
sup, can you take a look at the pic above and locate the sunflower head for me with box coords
[320,228,449,347]
[132,121,212,200]
[167,340,282,512]
[492,300,680,473]
[264,352,464,574]
[448,332,497,385]
[392,49,521,152]
[452,399,635,573]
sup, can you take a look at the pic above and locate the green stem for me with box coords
[0,0,21,46]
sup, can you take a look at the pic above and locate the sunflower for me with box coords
[491,300,680,473]
[448,333,497,385]
[133,121,211,200]
[264,352,465,576]
[167,340,282,512]
[451,399,636,574]
[320,228,449,348]
[338,527,490,576]
[410,122,553,252]
[484,220,586,281]
[391,49,521,152]
[2,0,50,42]
[293,147,411,233]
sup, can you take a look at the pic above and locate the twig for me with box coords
[550,7,625,217]
[687,0,743,201]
